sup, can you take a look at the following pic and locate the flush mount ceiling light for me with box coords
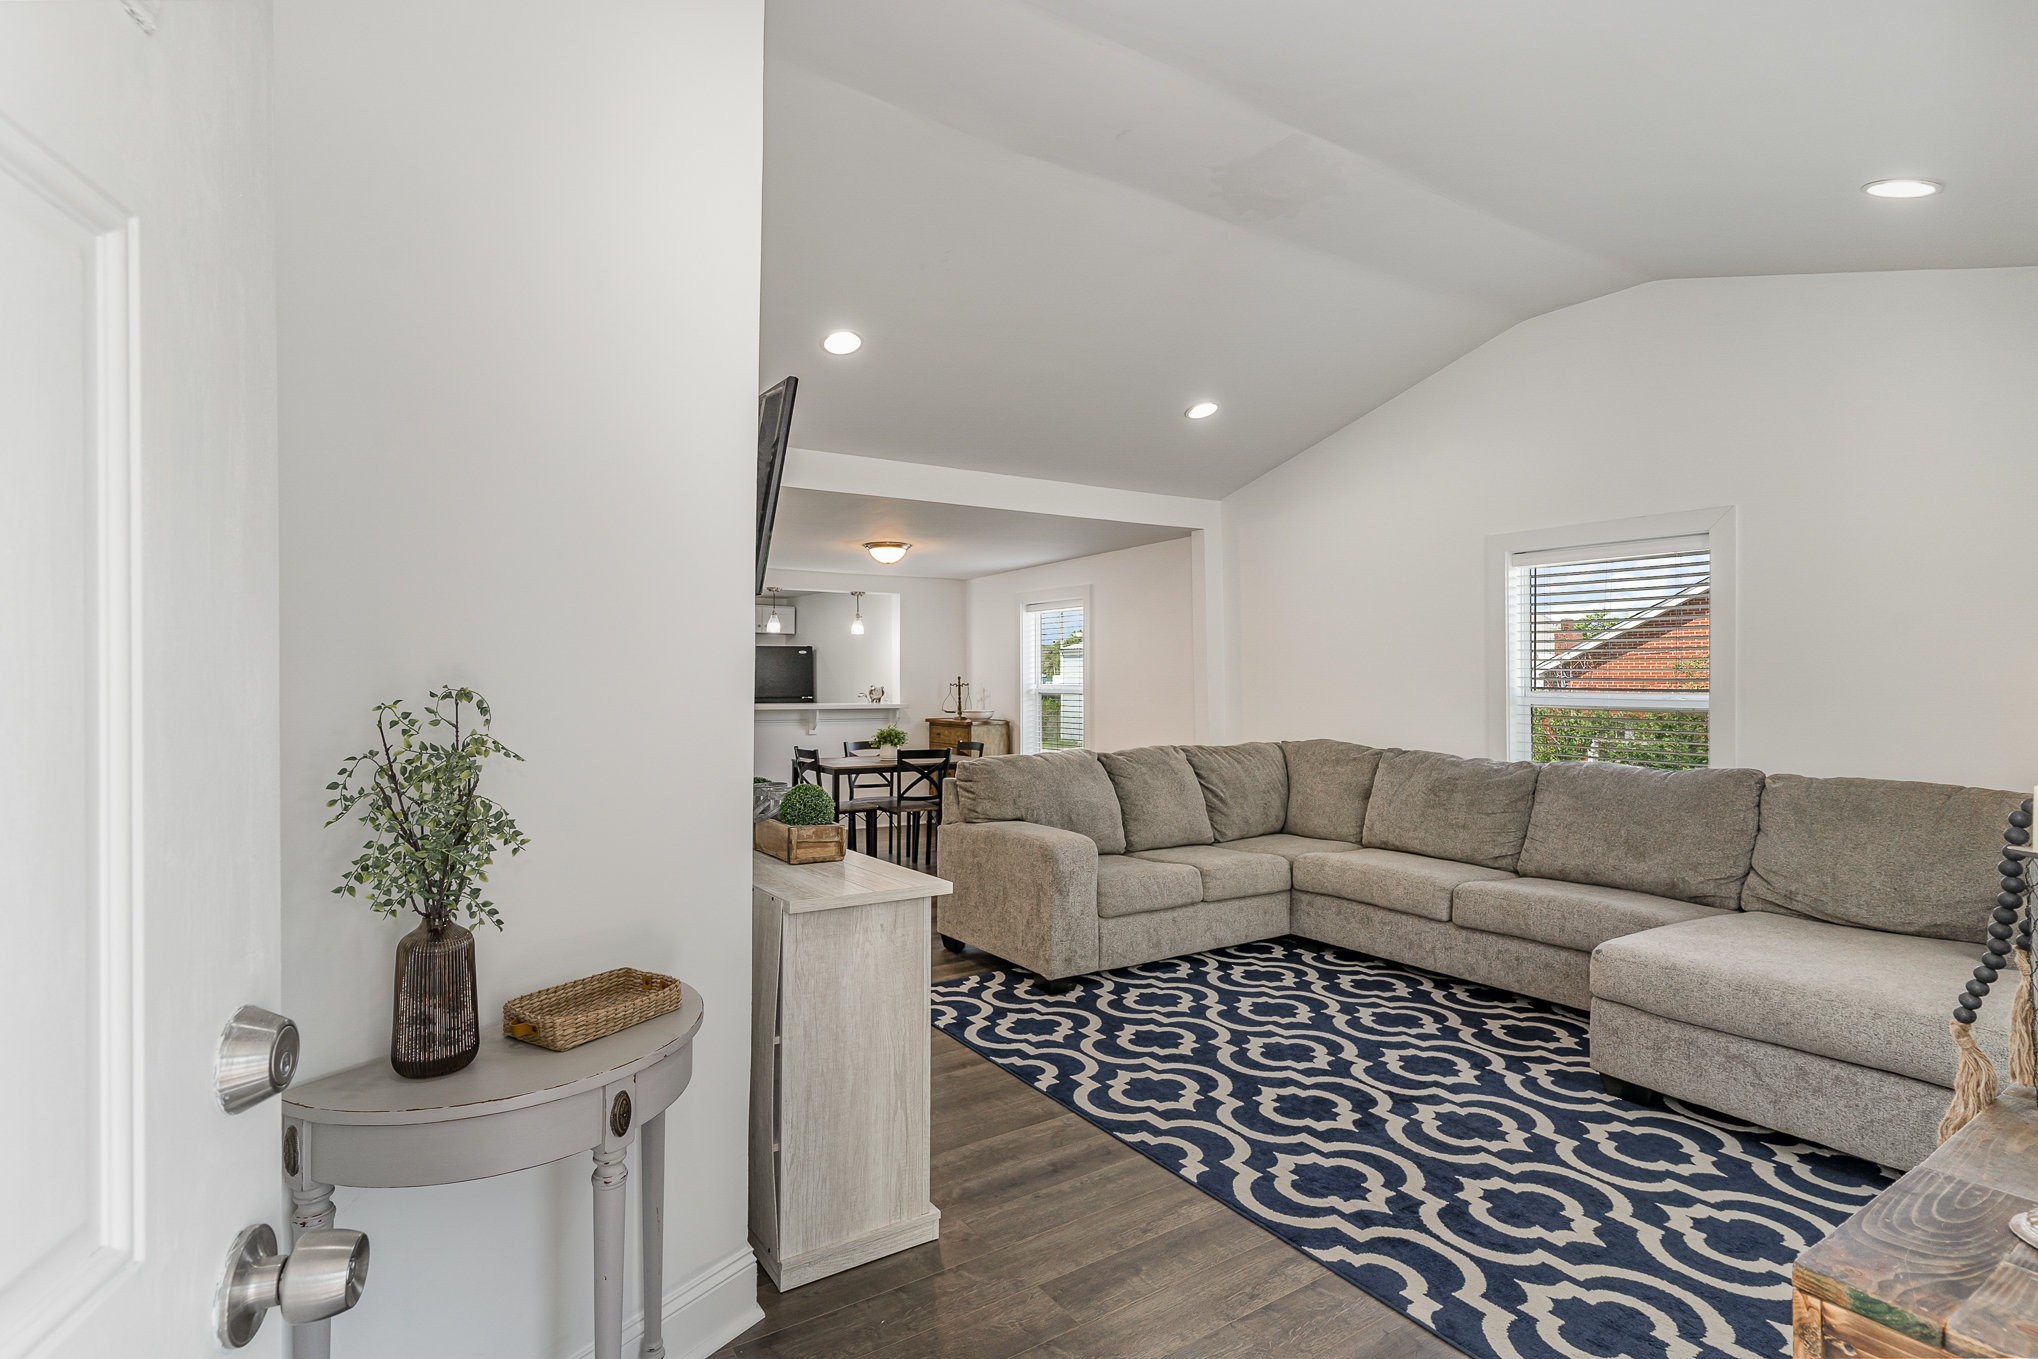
[850,590,866,635]
[822,330,863,355]
[1862,178,1942,198]
[863,541,910,565]
[1185,401,1219,420]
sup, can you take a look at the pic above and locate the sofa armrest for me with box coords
[938,820,1100,980]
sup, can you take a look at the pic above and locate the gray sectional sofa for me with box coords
[934,741,2024,1169]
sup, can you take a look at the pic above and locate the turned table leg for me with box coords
[639,1112,666,1359]
[288,1174,337,1359]
[593,1146,629,1359]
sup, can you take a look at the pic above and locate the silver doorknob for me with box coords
[214,1223,370,1347]
[215,1005,300,1113]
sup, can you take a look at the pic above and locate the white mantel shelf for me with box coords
[756,701,903,734]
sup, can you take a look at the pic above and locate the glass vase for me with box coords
[390,917,479,1078]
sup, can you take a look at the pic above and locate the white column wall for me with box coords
[274,3,764,1355]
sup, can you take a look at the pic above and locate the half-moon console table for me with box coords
[281,989,705,1359]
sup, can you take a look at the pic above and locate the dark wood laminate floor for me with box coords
[714,937,1461,1359]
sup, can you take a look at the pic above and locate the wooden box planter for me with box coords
[754,818,846,864]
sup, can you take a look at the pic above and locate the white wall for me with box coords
[275,3,763,1356]
[756,589,902,701]
[1224,267,2038,790]
[966,538,1198,753]
[754,569,964,776]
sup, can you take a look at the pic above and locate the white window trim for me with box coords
[1017,585,1093,753]
[1485,507,1736,767]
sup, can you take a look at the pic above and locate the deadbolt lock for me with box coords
[215,1005,300,1113]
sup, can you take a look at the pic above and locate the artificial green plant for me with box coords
[324,685,530,931]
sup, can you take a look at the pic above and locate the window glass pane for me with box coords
[1022,602,1086,752]
[1528,550,1709,696]
[1508,543,1711,771]
[1526,706,1709,769]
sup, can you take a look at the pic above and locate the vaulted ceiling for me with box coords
[762,0,2037,497]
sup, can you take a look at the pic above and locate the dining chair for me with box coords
[840,740,893,797]
[791,747,822,786]
[888,748,953,867]
[956,741,986,758]
[811,743,883,857]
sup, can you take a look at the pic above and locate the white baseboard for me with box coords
[557,1246,762,1359]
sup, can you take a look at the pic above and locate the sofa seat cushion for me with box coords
[1361,750,1539,872]
[951,749,1128,854]
[1516,762,1764,910]
[1743,773,2023,944]
[1132,845,1290,904]
[1454,877,1727,955]
[1591,912,2013,1089]
[1183,743,1289,841]
[1291,848,1512,922]
[1098,746,1216,852]
[1094,854,1205,919]
[1221,833,1359,863]
[1280,740,1385,843]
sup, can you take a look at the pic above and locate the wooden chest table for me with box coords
[1794,1086,2038,1357]
[927,717,1010,756]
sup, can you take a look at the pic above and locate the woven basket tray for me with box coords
[502,968,683,1052]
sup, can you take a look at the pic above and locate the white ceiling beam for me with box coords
[784,447,1222,530]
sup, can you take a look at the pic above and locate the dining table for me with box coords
[815,753,902,806]
[813,753,975,864]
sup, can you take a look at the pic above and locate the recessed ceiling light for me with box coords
[1185,401,1219,420]
[1862,179,1942,199]
[822,330,863,355]
[863,541,910,565]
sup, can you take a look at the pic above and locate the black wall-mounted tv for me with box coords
[756,645,816,703]
[756,376,798,596]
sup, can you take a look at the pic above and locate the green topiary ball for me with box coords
[777,783,837,826]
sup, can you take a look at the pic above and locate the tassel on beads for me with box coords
[2012,946,2036,1088]
[1939,1019,2000,1144]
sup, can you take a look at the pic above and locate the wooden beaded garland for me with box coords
[1941,799,2038,1144]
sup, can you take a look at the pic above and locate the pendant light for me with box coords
[850,590,866,635]
[763,587,782,634]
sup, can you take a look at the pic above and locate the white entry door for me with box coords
[1,3,284,1356]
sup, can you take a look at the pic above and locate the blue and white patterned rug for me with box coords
[929,936,1892,1359]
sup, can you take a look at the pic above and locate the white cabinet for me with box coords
[749,851,951,1289]
[755,603,796,635]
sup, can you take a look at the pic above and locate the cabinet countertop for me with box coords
[751,849,952,913]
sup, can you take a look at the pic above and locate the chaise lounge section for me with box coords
[935,741,2021,1169]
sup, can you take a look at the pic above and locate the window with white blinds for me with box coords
[1504,534,1711,769]
[1020,600,1086,753]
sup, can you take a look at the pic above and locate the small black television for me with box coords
[756,377,798,596]
[756,645,816,703]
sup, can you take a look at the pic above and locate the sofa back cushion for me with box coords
[1515,761,1764,910]
[950,749,1127,854]
[1743,773,2021,943]
[1098,746,1217,852]
[1183,743,1289,841]
[1361,749,1539,872]
[1280,740,1385,843]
